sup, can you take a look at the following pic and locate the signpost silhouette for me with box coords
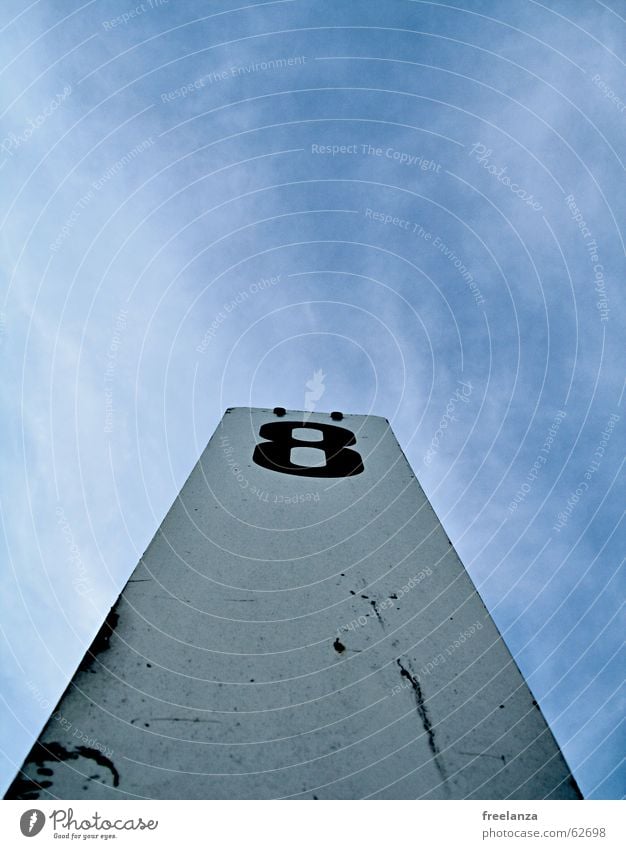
[6,408,581,799]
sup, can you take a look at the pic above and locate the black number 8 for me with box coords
[252,421,364,477]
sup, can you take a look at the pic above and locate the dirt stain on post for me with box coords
[396,658,448,790]
[5,741,119,799]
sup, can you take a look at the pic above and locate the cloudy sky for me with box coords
[0,0,624,799]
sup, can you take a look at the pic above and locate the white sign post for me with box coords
[7,407,580,799]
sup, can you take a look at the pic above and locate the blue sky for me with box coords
[0,0,624,799]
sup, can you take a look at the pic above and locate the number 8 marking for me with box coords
[252,421,364,477]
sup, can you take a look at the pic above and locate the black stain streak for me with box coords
[396,658,448,789]
[459,750,506,764]
[370,600,384,629]
[78,603,120,674]
[333,638,346,653]
[132,717,221,724]
[4,741,119,799]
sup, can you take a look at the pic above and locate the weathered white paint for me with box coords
[8,408,581,799]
